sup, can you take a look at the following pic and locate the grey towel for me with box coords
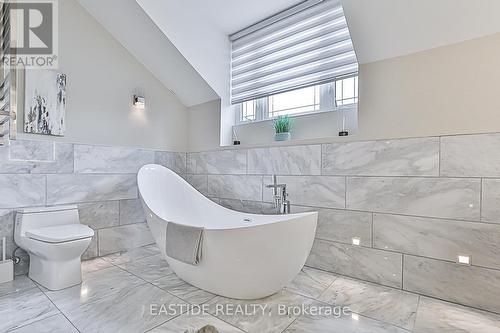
[165,222,204,265]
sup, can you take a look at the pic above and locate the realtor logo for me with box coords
[2,0,58,68]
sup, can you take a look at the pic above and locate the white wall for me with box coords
[187,100,221,152]
[136,0,233,147]
[188,32,500,151]
[17,0,188,151]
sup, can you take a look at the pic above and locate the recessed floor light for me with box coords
[457,255,471,265]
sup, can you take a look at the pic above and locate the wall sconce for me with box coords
[133,95,146,110]
[352,237,361,246]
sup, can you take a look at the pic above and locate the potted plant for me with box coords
[273,115,293,141]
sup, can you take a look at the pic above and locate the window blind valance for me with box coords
[230,0,358,105]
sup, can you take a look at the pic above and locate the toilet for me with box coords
[14,205,94,290]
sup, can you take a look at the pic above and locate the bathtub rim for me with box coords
[140,191,318,231]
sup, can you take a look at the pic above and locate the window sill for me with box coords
[231,104,358,147]
[235,104,357,126]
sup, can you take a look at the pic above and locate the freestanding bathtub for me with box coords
[138,164,318,299]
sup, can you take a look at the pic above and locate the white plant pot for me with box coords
[274,132,291,141]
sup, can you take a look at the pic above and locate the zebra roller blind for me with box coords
[230,0,358,105]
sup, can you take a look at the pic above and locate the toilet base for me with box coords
[28,255,82,290]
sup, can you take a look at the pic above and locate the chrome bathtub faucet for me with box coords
[266,175,291,214]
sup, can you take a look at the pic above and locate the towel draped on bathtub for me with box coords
[165,222,204,265]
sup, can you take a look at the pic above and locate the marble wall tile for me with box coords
[154,151,186,175]
[0,142,74,174]
[374,213,500,270]
[0,209,15,259]
[82,233,98,260]
[413,296,500,333]
[323,137,440,176]
[481,179,500,223]
[219,199,276,214]
[247,145,321,175]
[119,199,146,225]
[74,144,154,173]
[208,175,262,201]
[78,201,119,229]
[263,176,346,209]
[98,223,154,256]
[186,153,197,174]
[441,133,500,177]
[346,177,480,220]
[0,174,46,208]
[315,208,372,246]
[196,150,247,174]
[187,174,208,195]
[47,174,137,205]
[306,239,402,288]
[403,255,500,314]
[9,139,55,161]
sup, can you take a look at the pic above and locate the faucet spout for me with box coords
[266,175,291,214]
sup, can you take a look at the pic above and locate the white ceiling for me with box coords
[176,0,302,35]
[176,0,500,64]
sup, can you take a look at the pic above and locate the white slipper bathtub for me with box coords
[138,164,318,299]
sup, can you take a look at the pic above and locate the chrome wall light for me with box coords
[133,95,146,110]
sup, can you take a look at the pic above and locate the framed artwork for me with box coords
[24,70,66,136]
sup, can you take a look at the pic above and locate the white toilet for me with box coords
[14,205,94,290]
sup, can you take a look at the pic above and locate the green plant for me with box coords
[274,115,292,133]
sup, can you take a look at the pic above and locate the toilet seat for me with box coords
[26,224,94,243]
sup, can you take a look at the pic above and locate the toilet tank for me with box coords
[15,205,80,237]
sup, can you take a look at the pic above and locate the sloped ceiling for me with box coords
[79,0,500,107]
[77,0,219,107]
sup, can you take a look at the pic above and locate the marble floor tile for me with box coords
[152,269,216,305]
[285,312,411,333]
[43,266,146,309]
[414,297,500,333]
[318,277,419,330]
[9,313,78,333]
[150,313,245,333]
[0,274,36,297]
[207,289,314,333]
[81,257,114,274]
[0,286,59,332]
[61,281,186,333]
[286,267,338,299]
[101,244,160,265]
[117,253,170,281]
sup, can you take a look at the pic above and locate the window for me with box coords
[237,76,358,123]
[229,0,358,108]
[336,76,358,106]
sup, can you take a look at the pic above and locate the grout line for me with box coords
[35,284,82,333]
[438,136,442,177]
[313,236,500,273]
[479,178,483,221]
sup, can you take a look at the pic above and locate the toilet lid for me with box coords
[26,224,94,243]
